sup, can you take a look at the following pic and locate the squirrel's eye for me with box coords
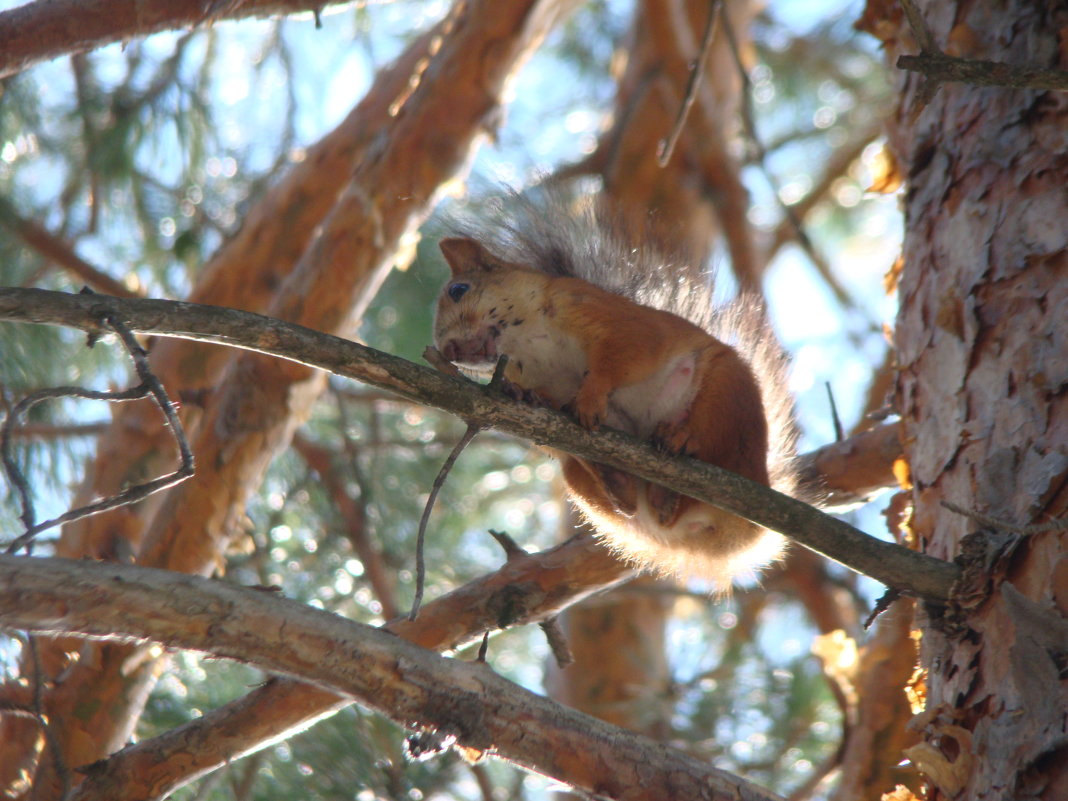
[447,282,470,302]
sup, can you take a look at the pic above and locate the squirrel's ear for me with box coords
[439,237,506,276]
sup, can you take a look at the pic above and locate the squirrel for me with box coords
[432,193,800,588]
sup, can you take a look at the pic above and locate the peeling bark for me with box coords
[863,0,1068,796]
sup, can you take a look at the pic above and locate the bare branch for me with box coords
[657,0,722,166]
[895,0,1068,95]
[64,534,630,801]
[896,52,1068,92]
[795,422,902,509]
[0,554,783,801]
[0,0,346,79]
[896,0,938,54]
[0,286,961,601]
[410,423,480,620]
[721,7,863,313]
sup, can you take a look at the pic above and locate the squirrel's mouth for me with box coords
[440,326,500,368]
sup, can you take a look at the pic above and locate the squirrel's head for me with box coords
[433,238,531,370]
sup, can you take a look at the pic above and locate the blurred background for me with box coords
[0,1,915,798]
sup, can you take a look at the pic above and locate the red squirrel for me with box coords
[432,197,798,587]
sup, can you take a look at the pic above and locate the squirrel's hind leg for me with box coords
[561,457,638,517]
[643,418,699,526]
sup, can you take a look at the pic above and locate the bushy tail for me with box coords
[709,297,804,503]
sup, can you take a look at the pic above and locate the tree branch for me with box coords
[6,421,899,799]
[894,0,1068,93]
[0,287,961,601]
[0,198,139,299]
[64,533,628,801]
[0,0,344,79]
[0,554,781,801]
[897,52,1068,92]
[795,422,902,509]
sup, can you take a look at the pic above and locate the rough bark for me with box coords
[0,295,905,799]
[863,0,1068,797]
[49,535,628,801]
[0,554,784,801]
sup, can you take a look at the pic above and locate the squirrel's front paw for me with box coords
[651,420,696,457]
[500,377,550,407]
[568,387,607,430]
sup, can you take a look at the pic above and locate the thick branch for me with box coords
[67,534,629,801]
[795,422,902,508]
[0,287,961,601]
[0,0,340,79]
[43,409,897,800]
[0,554,781,801]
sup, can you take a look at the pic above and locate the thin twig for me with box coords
[658,0,722,166]
[540,617,574,669]
[1,310,194,553]
[2,383,147,541]
[104,311,194,479]
[896,0,1068,102]
[825,382,844,443]
[409,357,510,620]
[29,636,72,800]
[720,6,864,314]
[940,500,1068,536]
[408,423,479,621]
[488,528,527,561]
[896,0,938,54]
[863,588,903,629]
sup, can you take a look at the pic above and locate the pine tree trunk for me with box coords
[866,0,1068,796]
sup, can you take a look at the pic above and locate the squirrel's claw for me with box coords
[499,377,549,407]
[652,420,696,457]
[561,398,602,430]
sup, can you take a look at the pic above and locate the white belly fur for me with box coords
[498,317,587,407]
[607,350,700,437]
